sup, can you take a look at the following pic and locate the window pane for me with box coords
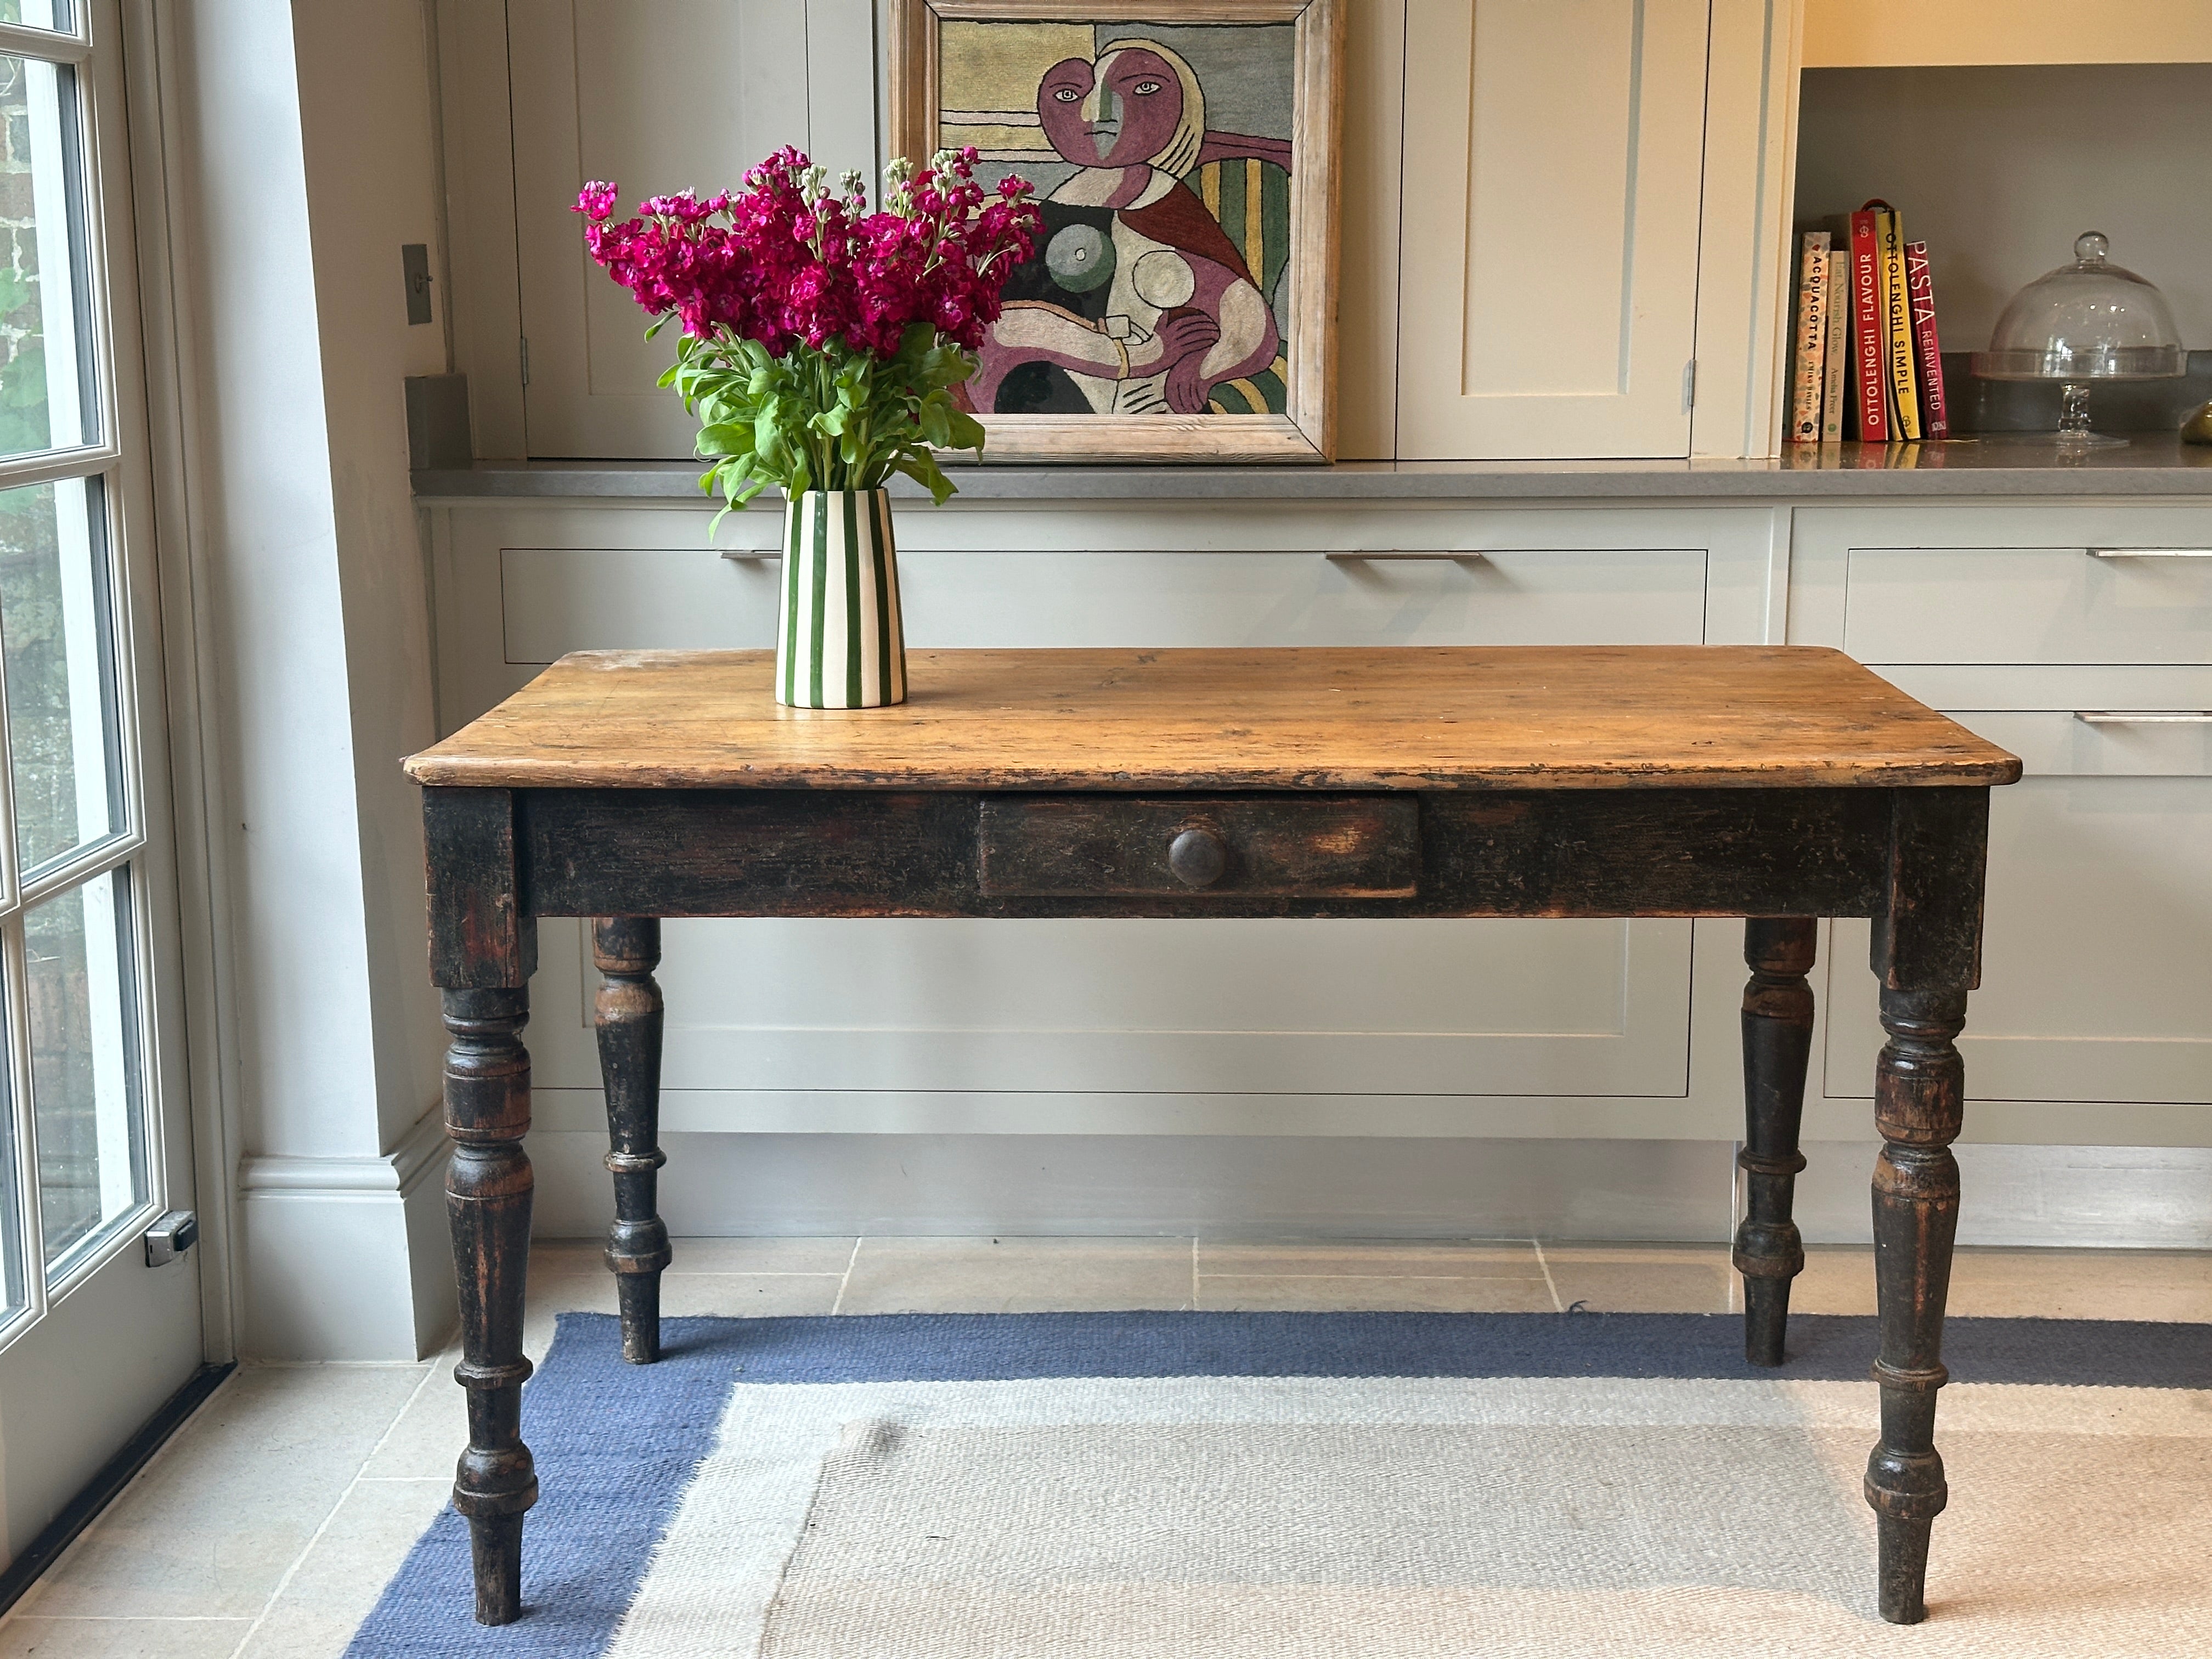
[0,5,76,34]
[0,475,122,873]
[1,48,93,456]
[0,1019,21,1321]
[29,867,141,1273]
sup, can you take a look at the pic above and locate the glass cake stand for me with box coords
[1969,232,2187,449]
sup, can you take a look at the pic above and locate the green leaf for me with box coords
[917,399,952,449]
[894,452,958,507]
[893,324,934,371]
[697,421,757,457]
[945,408,986,452]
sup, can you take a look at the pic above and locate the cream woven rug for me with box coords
[349,1312,2212,1658]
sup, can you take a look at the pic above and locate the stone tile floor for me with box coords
[2,1237,2206,1657]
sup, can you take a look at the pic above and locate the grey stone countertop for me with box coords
[412,437,2212,503]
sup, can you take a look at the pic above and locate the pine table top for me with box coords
[403,646,2023,793]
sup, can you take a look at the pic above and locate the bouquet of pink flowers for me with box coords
[575,146,1041,515]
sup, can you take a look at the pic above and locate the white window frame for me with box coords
[0,1,206,1352]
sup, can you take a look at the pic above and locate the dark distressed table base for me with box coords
[427,783,1988,1627]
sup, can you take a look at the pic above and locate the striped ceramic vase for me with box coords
[775,488,906,708]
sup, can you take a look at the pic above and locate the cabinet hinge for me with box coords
[1681,358,1697,412]
[520,335,531,386]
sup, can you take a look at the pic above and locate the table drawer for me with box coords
[1843,544,2212,665]
[978,796,1419,898]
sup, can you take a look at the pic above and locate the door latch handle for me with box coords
[144,1210,199,1266]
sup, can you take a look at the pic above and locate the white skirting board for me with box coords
[523,1132,2212,1250]
[235,1105,458,1360]
[1786,1141,2212,1249]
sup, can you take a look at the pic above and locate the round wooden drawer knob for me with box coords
[1168,827,1227,888]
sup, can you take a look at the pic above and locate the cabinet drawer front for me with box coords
[1843,546,2212,665]
[1949,710,2212,779]
[979,797,1419,899]
[528,913,1694,1103]
[1824,769,2212,1108]
[499,546,1709,665]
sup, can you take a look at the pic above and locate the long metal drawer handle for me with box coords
[2085,548,2212,558]
[1324,550,1488,562]
[735,549,1502,563]
[2074,711,2212,724]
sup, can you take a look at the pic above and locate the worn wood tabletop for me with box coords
[403,646,2022,792]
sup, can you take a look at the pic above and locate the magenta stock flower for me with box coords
[571,149,1039,359]
[577,179,620,222]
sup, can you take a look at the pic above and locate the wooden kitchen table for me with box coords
[404,645,2021,1628]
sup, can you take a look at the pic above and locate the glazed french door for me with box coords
[0,0,203,1568]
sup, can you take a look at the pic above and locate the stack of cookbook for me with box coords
[1784,200,1950,444]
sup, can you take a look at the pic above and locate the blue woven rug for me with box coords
[346,1312,2212,1658]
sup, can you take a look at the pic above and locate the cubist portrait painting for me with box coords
[938,20,1298,421]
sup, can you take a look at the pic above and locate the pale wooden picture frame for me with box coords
[890,0,1343,464]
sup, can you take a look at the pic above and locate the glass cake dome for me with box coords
[1970,232,2186,446]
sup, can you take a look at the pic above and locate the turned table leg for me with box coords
[1866,983,1967,1623]
[1734,917,1816,1366]
[443,986,538,1625]
[1862,786,1988,1624]
[594,917,670,1364]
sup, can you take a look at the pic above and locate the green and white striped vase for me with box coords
[775,488,907,709]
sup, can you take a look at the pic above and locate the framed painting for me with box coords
[890,0,1344,464]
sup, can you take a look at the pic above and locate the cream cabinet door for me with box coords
[1395,0,1712,459]
[506,0,877,457]
[527,913,1695,1127]
[1825,713,2212,1116]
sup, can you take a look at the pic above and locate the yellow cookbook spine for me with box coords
[1877,206,1920,441]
